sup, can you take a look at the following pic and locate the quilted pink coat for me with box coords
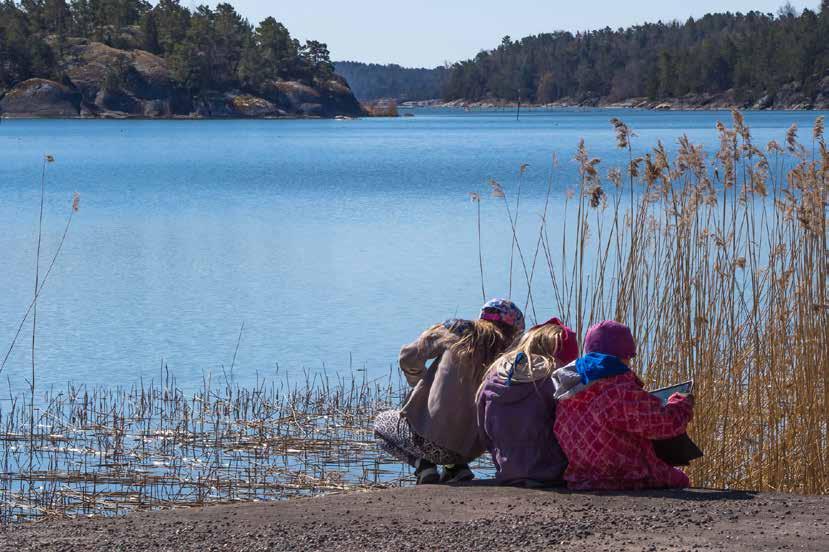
[553,370,693,490]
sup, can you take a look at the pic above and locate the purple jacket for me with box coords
[476,371,567,486]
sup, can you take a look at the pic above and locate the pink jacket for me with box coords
[553,369,693,490]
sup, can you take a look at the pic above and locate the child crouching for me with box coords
[476,318,579,487]
[553,320,694,490]
[374,299,525,484]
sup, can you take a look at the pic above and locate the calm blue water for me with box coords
[1,108,825,391]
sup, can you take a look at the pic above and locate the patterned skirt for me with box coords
[373,409,467,467]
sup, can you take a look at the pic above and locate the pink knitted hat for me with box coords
[583,320,637,359]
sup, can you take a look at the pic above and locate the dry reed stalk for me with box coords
[525,112,826,493]
[0,369,485,522]
[489,178,538,320]
[469,192,486,300]
[1,192,81,377]
[27,155,50,499]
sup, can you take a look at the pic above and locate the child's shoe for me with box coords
[440,464,474,483]
[414,459,440,485]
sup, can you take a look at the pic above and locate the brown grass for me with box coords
[498,111,827,493]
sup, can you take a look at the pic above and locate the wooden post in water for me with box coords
[516,89,521,121]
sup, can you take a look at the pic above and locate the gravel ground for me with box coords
[2,483,827,551]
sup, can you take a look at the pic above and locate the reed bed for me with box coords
[497,111,827,494]
[0,368,478,523]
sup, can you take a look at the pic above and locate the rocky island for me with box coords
[0,3,364,119]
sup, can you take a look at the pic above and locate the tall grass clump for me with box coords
[494,111,827,493]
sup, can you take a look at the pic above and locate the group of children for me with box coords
[373,298,695,489]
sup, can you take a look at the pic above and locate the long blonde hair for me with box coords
[511,323,567,376]
[451,319,519,384]
[476,323,566,399]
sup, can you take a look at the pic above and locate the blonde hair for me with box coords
[451,319,519,384]
[512,323,566,376]
[476,323,566,400]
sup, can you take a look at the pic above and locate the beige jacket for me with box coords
[398,322,485,461]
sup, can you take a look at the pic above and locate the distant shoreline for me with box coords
[0,113,340,121]
[4,99,829,121]
[401,96,829,111]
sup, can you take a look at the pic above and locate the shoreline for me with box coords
[401,96,829,111]
[7,98,829,120]
[4,105,827,120]
[5,101,829,120]
[3,485,826,551]
[0,114,337,121]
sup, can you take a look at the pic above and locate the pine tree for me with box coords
[141,10,160,53]
[69,0,96,38]
[212,3,249,86]
[154,0,190,56]
[237,40,262,89]
[303,40,333,80]
[254,17,297,80]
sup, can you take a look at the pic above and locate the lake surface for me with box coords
[1,108,826,392]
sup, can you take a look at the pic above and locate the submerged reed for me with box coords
[0,368,457,522]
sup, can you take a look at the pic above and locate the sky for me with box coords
[183,1,820,67]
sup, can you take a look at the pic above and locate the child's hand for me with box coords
[668,392,694,408]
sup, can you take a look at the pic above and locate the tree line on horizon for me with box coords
[4,2,829,105]
[0,0,336,95]
[334,61,448,101]
[443,3,829,104]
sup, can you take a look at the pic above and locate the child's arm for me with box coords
[398,324,450,387]
[607,386,694,440]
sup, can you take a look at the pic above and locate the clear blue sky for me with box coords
[185,1,819,67]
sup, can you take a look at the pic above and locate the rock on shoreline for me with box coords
[0,79,82,117]
[0,39,365,120]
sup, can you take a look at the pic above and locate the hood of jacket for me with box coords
[492,352,555,385]
[552,353,631,400]
[552,360,586,400]
[481,368,554,406]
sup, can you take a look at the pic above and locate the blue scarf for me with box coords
[575,352,630,385]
